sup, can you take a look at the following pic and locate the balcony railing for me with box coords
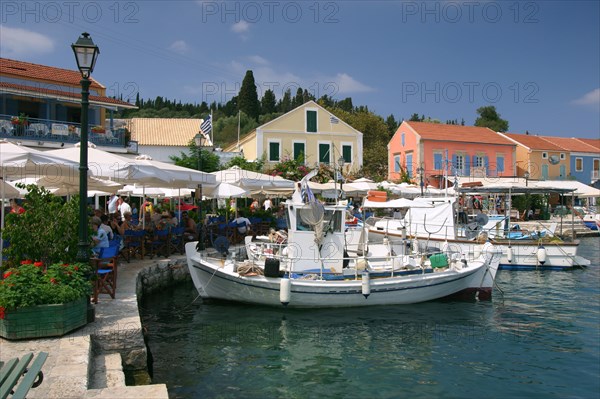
[0,114,127,147]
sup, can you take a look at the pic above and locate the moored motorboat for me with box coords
[186,182,503,308]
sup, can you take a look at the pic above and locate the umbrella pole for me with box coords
[1,169,5,268]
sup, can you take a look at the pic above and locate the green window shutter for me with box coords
[319,143,330,163]
[342,145,352,163]
[293,142,305,162]
[269,142,280,161]
[306,110,317,132]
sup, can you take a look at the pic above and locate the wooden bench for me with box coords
[0,352,48,399]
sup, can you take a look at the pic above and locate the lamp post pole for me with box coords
[524,171,530,187]
[338,155,345,201]
[417,165,424,196]
[194,133,205,250]
[72,32,99,262]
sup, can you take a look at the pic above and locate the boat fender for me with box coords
[461,253,468,268]
[482,241,495,263]
[280,277,291,306]
[412,238,419,254]
[441,240,449,254]
[282,247,289,258]
[537,245,547,265]
[361,272,371,298]
[507,246,513,263]
[356,258,367,271]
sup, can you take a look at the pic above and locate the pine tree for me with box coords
[261,89,277,114]
[292,88,304,108]
[238,70,260,121]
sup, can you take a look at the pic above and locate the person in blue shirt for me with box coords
[91,217,109,255]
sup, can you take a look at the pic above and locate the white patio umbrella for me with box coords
[134,154,216,188]
[1,140,81,267]
[349,178,379,192]
[212,166,294,195]
[204,182,249,199]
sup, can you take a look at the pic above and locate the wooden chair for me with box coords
[121,230,145,262]
[91,245,119,304]
[169,226,185,255]
[0,352,48,399]
[148,228,170,258]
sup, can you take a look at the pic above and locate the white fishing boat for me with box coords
[366,186,591,270]
[186,181,502,308]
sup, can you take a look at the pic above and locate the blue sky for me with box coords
[1,1,598,138]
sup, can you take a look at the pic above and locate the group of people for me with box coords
[90,194,199,255]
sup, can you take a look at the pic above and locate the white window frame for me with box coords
[455,154,464,174]
[267,139,282,163]
[542,152,548,159]
[292,140,307,164]
[394,154,401,172]
[318,140,332,164]
[575,157,583,172]
[305,108,318,133]
[474,155,484,168]
[341,142,353,165]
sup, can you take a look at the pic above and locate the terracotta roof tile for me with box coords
[576,138,600,151]
[127,118,204,146]
[502,132,564,151]
[0,81,135,108]
[405,121,513,145]
[1,57,103,89]
[541,136,600,153]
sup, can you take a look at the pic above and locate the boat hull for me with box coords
[368,229,588,270]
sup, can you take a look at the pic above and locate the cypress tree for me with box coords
[238,70,260,121]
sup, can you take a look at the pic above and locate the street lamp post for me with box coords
[194,133,205,250]
[524,171,530,187]
[72,32,99,262]
[416,165,424,196]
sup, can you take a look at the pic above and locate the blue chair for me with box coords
[148,228,170,258]
[122,230,146,262]
[92,245,119,303]
[170,226,185,254]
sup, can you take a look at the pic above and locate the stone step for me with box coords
[89,353,126,389]
[84,384,169,398]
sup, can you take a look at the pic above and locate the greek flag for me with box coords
[200,115,212,135]
[330,115,339,124]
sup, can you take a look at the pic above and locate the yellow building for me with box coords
[499,132,569,180]
[224,101,363,173]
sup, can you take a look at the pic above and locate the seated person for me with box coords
[100,214,114,240]
[232,216,252,234]
[91,217,109,255]
[182,212,198,240]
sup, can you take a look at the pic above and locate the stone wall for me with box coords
[136,257,191,300]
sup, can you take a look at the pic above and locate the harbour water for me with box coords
[140,236,600,398]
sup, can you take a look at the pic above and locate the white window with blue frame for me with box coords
[394,155,401,172]
[406,152,413,177]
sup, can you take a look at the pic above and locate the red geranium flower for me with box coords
[3,271,12,279]
[0,307,5,320]
[34,261,43,268]
[20,260,33,265]
[50,278,57,284]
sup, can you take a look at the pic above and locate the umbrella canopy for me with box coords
[347,178,378,192]
[1,179,20,198]
[134,154,216,188]
[204,182,249,199]
[1,140,80,179]
[363,198,434,209]
[212,166,294,195]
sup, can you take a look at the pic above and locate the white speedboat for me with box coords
[366,195,590,270]
[186,186,502,308]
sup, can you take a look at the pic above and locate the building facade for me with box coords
[223,101,363,173]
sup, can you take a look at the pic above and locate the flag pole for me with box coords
[237,109,241,152]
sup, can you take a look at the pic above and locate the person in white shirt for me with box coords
[232,216,251,234]
[119,197,132,221]
[107,194,119,216]
[263,197,272,211]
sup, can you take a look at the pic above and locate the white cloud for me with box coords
[572,88,600,107]
[0,25,54,58]
[231,20,250,33]
[169,40,189,54]
[330,73,375,94]
[247,55,269,66]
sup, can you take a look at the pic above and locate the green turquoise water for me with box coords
[140,236,600,398]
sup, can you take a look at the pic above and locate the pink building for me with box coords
[388,121,516,185]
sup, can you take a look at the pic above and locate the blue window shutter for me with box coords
[464,156,470,176]
[484,156,489,174]
[394,156,400,172]
[497,156,504,173]
[406,154,413,177]
[433,153,442,170]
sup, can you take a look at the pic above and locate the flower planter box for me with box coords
[0,297,88,340]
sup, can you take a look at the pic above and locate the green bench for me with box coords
[0,352,48,399]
